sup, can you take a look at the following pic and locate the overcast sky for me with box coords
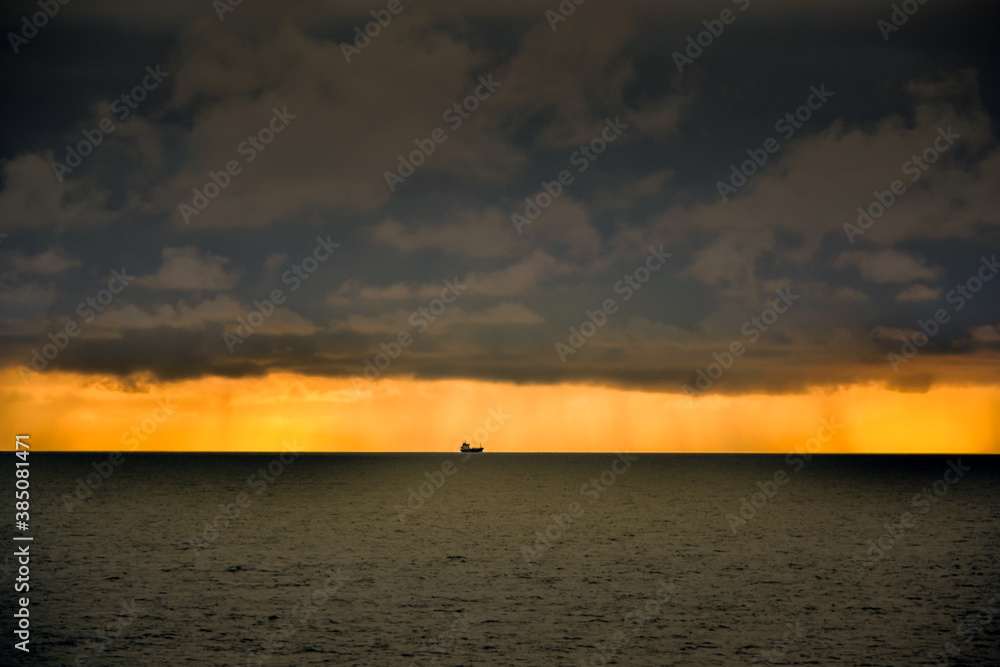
[1,0,998,398]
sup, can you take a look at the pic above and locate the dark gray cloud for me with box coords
[1,0,998,394]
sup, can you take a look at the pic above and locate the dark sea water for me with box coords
[2,453,999,666]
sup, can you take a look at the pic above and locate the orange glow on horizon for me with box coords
[0,369,997,453]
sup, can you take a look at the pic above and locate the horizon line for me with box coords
[26,450,997,455]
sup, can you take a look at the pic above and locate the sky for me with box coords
[0,0,998,452]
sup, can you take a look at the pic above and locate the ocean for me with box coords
[2,453,999,666]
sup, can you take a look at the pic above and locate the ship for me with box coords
[460,441,483,453]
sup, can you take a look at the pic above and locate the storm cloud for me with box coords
[1,0,998,395]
